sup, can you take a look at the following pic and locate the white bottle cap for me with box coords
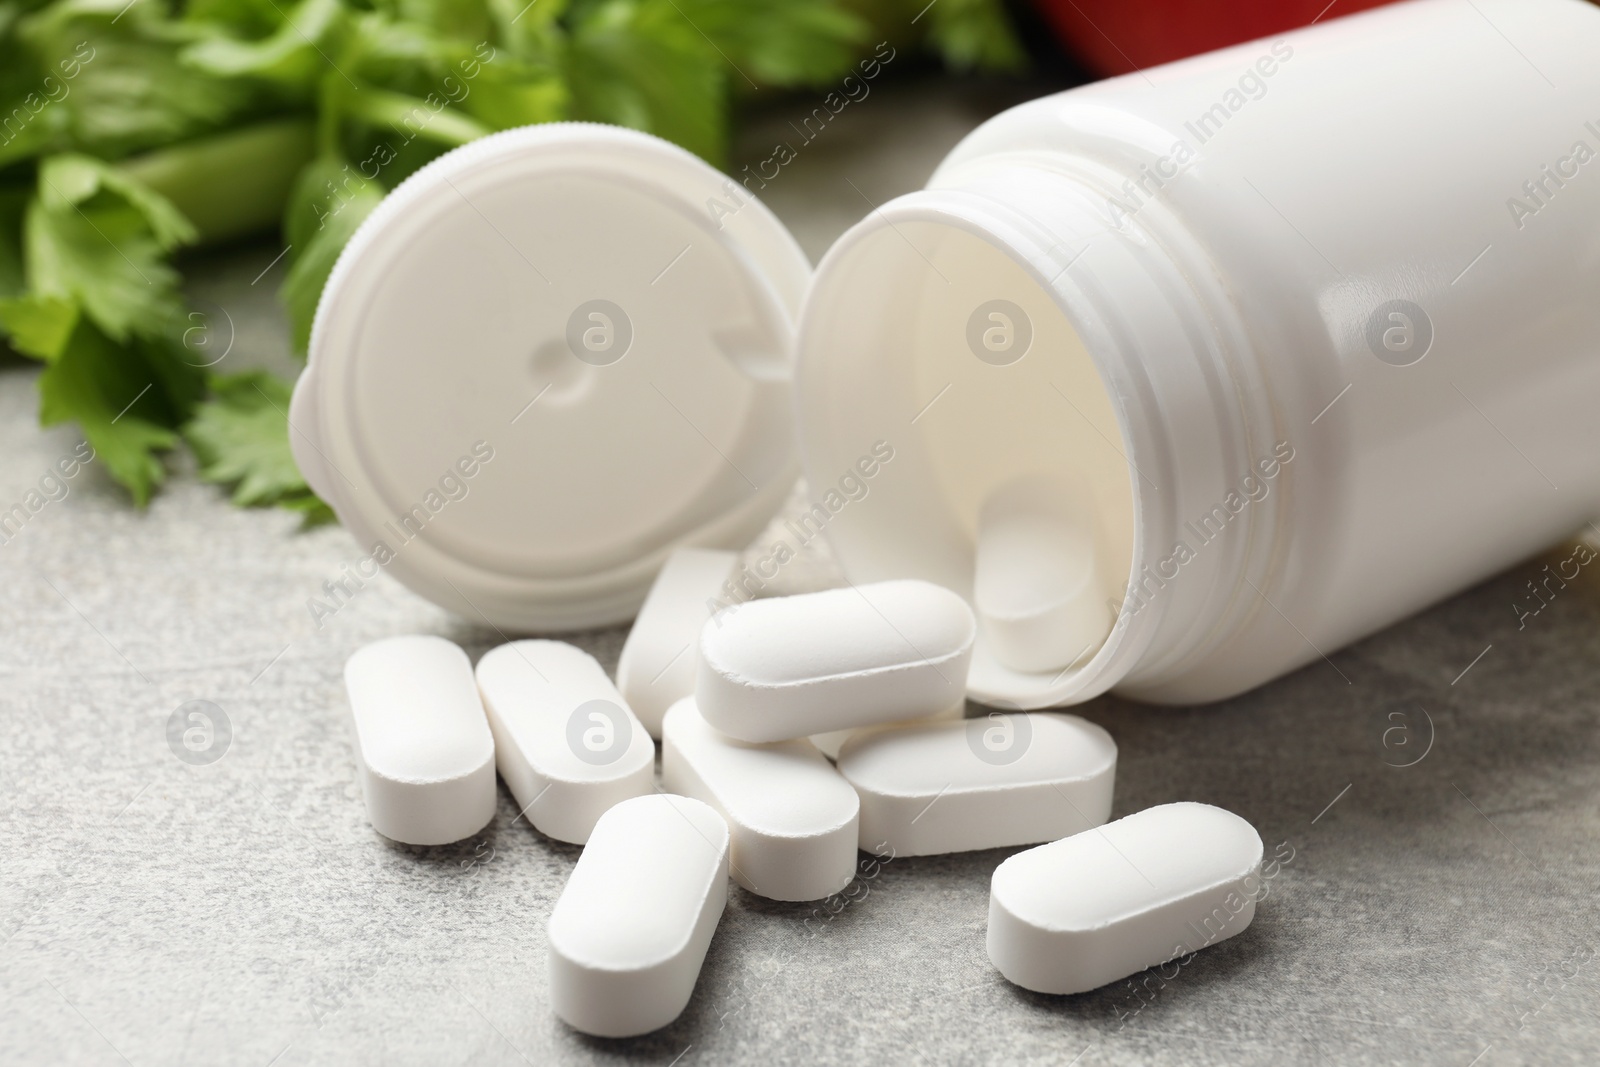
[290,124,810,631]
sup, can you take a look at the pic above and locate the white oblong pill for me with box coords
[697,579,975,743]
[343,634,496,846]
[617,548,738,738]
[988,802,1264,995]
[974,477,1111,673]
[836,712,1115,857]
[548,793,729,1037]
[475,640,655,844]
[662,698,859,901]
[809,699,965,761]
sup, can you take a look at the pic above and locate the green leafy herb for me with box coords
[0,150,205,504]
[184,369,334,522]
[37,320,199,505]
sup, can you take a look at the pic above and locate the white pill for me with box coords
[836,712,1115,857]
[343,634,496,846]
[548,794,729,1037]
[974,477,1111,673]
[809,699,965,761]
[662,698,859,901]
[697,579,975,743]
[475,640,655,844]
[988,802,1264,995]
[617,548,738,738]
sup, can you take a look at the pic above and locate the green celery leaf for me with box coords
[566,0,725,162]
[0,293,78,359]
[25,153,196,342]
[387,0,493,48]
[341,28,568,133]
[337,11,447,73]
[184,0,286,40]
[181,0,348,93]
[184,369,330,521]
[41,152,198,249]
[486,0,566,54]
[277,490,336,524]
[25,195,182,341]
[141,328,209,420]
[17,5,267,160]
[0,58,73,169]
[673,0,866,86]
[337,16,565,129]
[458,65,566,129]
[282,152,355,257]
[453,55,567,129]
[36,317,197,505]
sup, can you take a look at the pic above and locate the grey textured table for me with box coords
[3,77,1598,1067]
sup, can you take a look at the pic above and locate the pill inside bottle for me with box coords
[974,476,1112,673]
[793,222,1137,707]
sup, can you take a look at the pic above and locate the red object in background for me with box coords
[1032,0,1401,76]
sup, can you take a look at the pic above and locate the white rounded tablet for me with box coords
[988,802,1264,995]
[616,548,738,738]
[837,712,1115,857]
[548,794,730,1037]
[343,635,496,845]
[974,477,1111,673]
[697,579,975,743]
[475,640,655,844]
[662,698,859,901]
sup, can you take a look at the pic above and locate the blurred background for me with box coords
[0,0,1399,518]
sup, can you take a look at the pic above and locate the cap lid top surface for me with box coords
[294,124,809,630]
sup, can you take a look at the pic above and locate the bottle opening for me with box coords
[795,206,1138,706]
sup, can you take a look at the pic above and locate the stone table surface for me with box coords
[2,76,1599,1067]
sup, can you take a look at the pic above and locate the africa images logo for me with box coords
[566,699,634,766]
[566,300,633,366]
[966,300,1032,366]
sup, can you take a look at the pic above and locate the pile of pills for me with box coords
[344,552,1264,1037]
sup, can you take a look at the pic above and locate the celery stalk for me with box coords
[118,119,317,247]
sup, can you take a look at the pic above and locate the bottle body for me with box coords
[795,0,1600,706]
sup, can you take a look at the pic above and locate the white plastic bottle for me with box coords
[794,0,1600,707]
